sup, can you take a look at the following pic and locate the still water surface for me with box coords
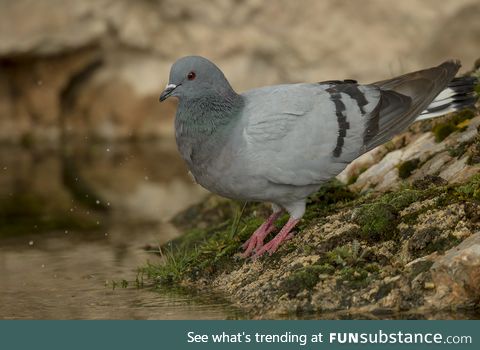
[0,142,243,319]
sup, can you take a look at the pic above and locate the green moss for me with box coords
[398,158,420,179]
[347,167,368,185]
[143,203,269,284]
[354,203,398,241]
[475,83,480,96]
[280,264,334,297]
[308,179,357,207]
[301,179,357,228]
[451,109,475,124]
[338,266,371,289]
[448,142,468,158]
[364,263,380,273]
[324,241,367,267]
[408,227,462,257]
[432,109,476,143]
[381,188,422,211]
[455,174,480,201]
[433,123,457,142]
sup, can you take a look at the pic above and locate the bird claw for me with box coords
[251,219,299,259]
[241,224,277,258]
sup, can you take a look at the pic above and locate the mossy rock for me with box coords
[338,266,371,289]
[353,203,398,241]
[412,175,447,190]
[466,141,480,165]
[398,158,420,179]
[381,188,422,211]
[433,123,457,142]
[301,179,357,227]
[280,264,334,297]
[432,109,476,143]
[455,174,480,201]
[308,179,357,207]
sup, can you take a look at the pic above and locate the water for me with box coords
[0,142,243,319]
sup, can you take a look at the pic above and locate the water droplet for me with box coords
[96,221,100,225]
[96,200,100,204]
[106,148,110,152]
[105,233,108,236]
[2,166,7,170]
[106,202,111,206]
[28,240,34,246]
[41,264,45,268]
[37,80,43,86]
[64,230,68,234]
[144,176,149,181]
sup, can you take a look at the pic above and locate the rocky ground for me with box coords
[144,73,480,318]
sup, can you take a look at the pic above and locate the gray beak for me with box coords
[159,83,177,102]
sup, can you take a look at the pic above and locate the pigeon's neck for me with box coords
[175,90,244,140]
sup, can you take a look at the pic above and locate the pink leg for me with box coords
[254,217,300,258]
[241,211,282,257]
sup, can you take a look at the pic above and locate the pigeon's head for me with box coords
[159,56,235,102]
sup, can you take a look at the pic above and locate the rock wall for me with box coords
[1,0,479,143]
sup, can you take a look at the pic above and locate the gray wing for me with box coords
[241,83,380,186]
[241,61,459,187]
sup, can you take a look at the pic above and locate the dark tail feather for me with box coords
[365,60,461,150]
[417,76,478,120]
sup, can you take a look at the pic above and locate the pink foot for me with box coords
[241,211,282,258]
[254,218,300,258]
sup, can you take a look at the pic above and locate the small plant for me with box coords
[280,264,334,297]
[229,201,248,238]
[432,109,476,143]
[398,158,420,179]
[433,123,457,142]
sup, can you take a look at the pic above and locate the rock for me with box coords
[337,146,387,184]
[347,113,480,192]
[348,132,448,192]
[1,0,479,143]
[65,56,176,141]
[428,233,480,308]
[0,0,108,56]
[0,48,100,143]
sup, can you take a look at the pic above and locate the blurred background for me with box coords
[0,0,479,319]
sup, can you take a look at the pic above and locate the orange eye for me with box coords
[187,71,196,80]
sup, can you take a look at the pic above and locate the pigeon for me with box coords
[159,56,478,258]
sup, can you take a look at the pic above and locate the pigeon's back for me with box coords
[239,61,466,191]
[240,83,376,187]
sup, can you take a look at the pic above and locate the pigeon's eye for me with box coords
[187,71,196,80]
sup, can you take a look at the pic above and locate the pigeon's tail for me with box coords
[364,60,462,150]
[416,76,478,121]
